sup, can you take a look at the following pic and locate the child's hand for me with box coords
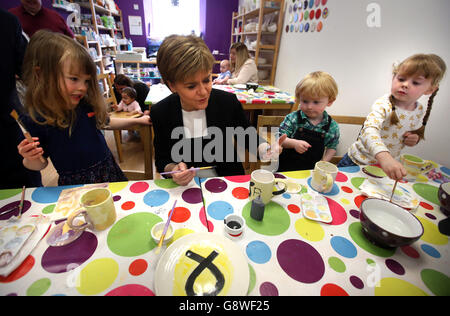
[294,140,311,154]
[376,152,407,181]
[402,132,420,147]
[17,137,44,161]
[258,134,287,160]
[171,162,195,186]
[136,115,152,125]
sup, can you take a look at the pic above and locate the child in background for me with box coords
[262,71,340,171]
[338,53,446,181]
[213,59,232,85]
[17,30,151,185]
[114,87,142,116]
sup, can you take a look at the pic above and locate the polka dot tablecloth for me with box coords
[0,165,449,296]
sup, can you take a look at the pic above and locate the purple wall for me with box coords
[1,0,239,57]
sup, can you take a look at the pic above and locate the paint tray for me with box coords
[0,222,35,268]
[300,193,332,223]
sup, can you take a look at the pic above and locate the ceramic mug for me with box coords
[311,161,338,193]
[67,188,116,231]
[400,154,434,176]
[223,214,245,238]
[249,169,287,204]
[438,182,450,217]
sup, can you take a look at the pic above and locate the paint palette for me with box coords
[300,193,332,223]
[0,222,35,268]
[154,232,249,296]
[359,179,420,209]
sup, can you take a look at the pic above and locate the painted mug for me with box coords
[400,154,434,176]
[67,188,116,231]
[311,161,338,193]
[249,169,287,204]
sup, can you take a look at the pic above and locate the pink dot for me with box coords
[130,182,149,194]
[401,245,420,259]
[199,206,214,232]
[224,175,250,183]
[105,284,155,296]
[326,197,347,225]
[336,172,348,182]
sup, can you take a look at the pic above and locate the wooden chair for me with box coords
[249,115,286,172]
[329,115,366,165]
[99,74,154,180]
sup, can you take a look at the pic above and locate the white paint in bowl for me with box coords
[362,199,423,238]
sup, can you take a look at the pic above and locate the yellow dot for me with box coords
[340,198,350,205]
[375,278,428,296]
[295,218,325,242]
[282,170,311,179]
[108,182,128,194]
[418,217,448,245]
[416,174,428,182]
[171,228,194,245]
[76,258,119,295]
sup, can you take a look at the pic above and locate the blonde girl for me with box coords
[17,30,151,185]
[226,42,258,85]
[339,53,446,180]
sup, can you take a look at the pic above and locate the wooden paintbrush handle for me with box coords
[24,132,46,164]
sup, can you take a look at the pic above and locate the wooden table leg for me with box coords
[113,130,124,163]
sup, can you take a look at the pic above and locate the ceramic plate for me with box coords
[154,232,250,296]
[359,179,420,209]
[233,84,247,90]
[264,86,281,93]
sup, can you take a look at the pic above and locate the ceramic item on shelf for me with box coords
[360,198,423,248]
[154,232,250,296]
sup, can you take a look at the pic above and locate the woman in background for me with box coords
[226,42,258,85]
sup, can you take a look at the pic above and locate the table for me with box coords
[0,165,449,296]
[145,84,296,112]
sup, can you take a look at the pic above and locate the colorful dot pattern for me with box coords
[0,163,449,296]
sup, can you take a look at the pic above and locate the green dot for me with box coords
[328,257,346,273]
[154,179,179,189]
[421,269,450,296]
[42,204,56,215]
[351,177,366,190]
[107,212,162,257]
[242,201,290,236]
[27,278,51,296]
[0,188,22,200]
[413,183,439,205]
[348,222,395,257]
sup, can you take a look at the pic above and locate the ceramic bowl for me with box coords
[359,198,423,248]
[246,82,259,90]
[438,182,450,216]
[151,222,174,245]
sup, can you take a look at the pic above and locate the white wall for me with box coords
[275,0,450,167]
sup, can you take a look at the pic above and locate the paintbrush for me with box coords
[389,180,398,203]
[160,166,216,176]
[155,200,177,255]
[10,109,46,163]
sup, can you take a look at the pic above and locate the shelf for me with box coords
[230,0,285,86]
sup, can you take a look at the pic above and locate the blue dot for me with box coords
[307,178,340,196]
[143,189,169,207]
[338,166,361,173]
[421,244,441,258]
[31,185,81,204]
[282,193,291,199]
[440,166,450,176]
[246,241,271,264]
[331,236,357,258]
[207,201,234,220]
[194,177,207,186]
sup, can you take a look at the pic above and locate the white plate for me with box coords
[233,84,247,90]
[154,232,250,296]
[264,86,280,93]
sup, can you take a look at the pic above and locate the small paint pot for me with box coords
[223,214,245,239]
